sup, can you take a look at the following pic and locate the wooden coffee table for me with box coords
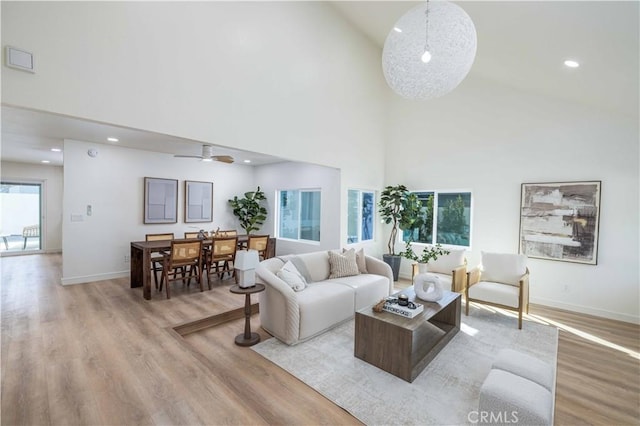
[354,288,461,382]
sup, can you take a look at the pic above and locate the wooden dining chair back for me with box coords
[145,233,175,290]
[184,231,206,239]
[216,229,237,237]
[207,236,238,282]
[160,239,203,299]
[248,234,269,260]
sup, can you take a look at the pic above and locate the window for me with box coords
[347,190,375,244]
[278,189,321,242]
[403,191,472,248]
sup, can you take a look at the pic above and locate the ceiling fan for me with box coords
[174,144,234,164]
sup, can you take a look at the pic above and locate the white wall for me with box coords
[2,0,389,260]
[385,75,640,323]
[0,161,63,252]
[254,161,341,254]
[1,1,388,171]
[62,139,254,284]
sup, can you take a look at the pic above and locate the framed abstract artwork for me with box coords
[185,180,213,223]
[144,177,178,224]
[519,181,601,264]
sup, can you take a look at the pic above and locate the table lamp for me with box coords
[235,249,260,288]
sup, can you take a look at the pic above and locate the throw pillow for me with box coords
[289,256,314,283]
[343,247,368,274]
[276,260,307,291]
[328,249,360,279]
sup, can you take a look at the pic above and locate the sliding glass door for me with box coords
[0,181,42,253]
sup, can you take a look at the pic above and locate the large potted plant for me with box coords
[228,186,267,235]
[378,185,422,281]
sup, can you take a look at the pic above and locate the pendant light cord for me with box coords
[424,0,430,52]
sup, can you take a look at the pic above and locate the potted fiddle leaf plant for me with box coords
[228,186,267,235]
[378,184,422,281]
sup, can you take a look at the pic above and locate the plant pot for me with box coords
[416,262,428,274]
[383,254,402,282]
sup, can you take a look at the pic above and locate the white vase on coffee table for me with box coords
[414,272,443,302]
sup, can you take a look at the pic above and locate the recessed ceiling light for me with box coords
[41,160,50,163]
[107,137,119,142]
[564,60,580,68]
[243,159,251,163]
[201,158,213,162]
[393,27,402,33]
[51,148,62,152]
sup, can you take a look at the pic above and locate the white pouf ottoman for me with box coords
[491,348,555,391]
[479,369,553,425]
[478,349,555,425]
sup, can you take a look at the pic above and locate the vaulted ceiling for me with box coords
[2,1,638,166]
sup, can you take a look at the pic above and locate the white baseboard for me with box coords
[61,270,129,286]
[0,248,61,257]
[529,297,639,325]
[44,248,62,254]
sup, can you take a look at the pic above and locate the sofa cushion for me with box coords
[294,251,332,282]
[481,252,527,286]
[427,248,465,274]
[297,282,355,340]
[327,274,390,311]
[469,281,520,308]
[288,256,314,283]
[344,247,368,274]
[328,249,360,278]
[276,261,307,292]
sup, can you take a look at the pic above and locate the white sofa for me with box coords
[256,250,393,345]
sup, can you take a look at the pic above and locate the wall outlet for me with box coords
[124,254,130,263]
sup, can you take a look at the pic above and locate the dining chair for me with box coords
[205,236,238,284]
[159,239,203,299]
[145,233,175,290]
[247,234,269,260]
[217,229,238,237]
[184,231,207,239]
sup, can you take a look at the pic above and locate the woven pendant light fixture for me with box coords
[382,0,477,100]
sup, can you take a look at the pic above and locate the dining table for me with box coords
[130,235,274,300]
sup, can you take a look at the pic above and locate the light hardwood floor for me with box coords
[1,254,638,425]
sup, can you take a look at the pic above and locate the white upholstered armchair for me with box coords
[465,252,529,329]
[411,248,467,292]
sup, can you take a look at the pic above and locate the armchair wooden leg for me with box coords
[518,310,522,329]
[465,294,469,316]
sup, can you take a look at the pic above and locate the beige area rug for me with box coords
[252,305,558,425]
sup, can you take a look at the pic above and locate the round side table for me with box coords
[229,283,265,346]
